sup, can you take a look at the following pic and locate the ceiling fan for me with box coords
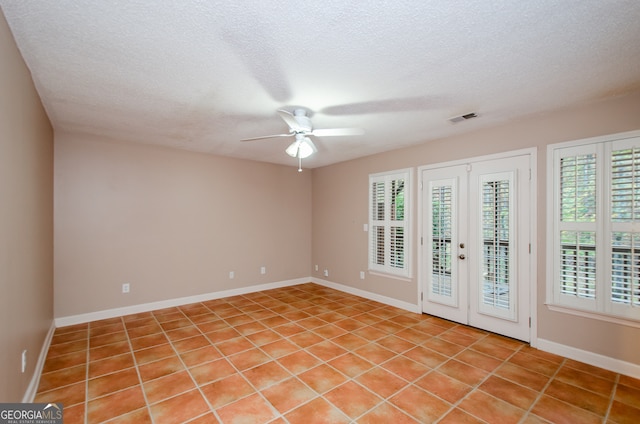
[241,108,364,171]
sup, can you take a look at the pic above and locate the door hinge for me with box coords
[420,181,423,190]
[421,236,423,246]
[421,292,423,301]
[529,168,532,180]
[529,317,532,328]
[529,243,531,254]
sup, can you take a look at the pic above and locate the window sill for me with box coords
[546,303,640,329]
[368,270,412,282]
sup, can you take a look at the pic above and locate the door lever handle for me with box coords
[458,254,466,260]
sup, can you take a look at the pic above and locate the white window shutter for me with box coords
[549,132,640,323]
[553,144,598,311]
[368,169,411,278]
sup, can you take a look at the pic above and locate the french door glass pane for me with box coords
[482,180,510,309]
[431,185,453,297]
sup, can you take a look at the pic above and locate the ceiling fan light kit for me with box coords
[241,108,364,171]
[286,135,317,159]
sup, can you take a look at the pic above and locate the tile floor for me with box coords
[35,283,640,423]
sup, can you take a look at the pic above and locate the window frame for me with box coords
[368,168,412,279]
[547,130,640,326]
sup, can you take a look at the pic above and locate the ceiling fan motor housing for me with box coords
[292,109,313,132]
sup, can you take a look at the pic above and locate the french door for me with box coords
[421,153,532,342]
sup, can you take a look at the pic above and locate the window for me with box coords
[549,131,640,322]
[369,169,411,278]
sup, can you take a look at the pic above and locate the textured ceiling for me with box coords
[2,0,640,168]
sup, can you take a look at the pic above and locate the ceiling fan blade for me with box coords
[320,96,438,115]
[240,133,293,142]
[311,128,365,137]
[277,109,303,131]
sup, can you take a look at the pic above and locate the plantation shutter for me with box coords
[554,144,598,310]
[371,181,386,266]
[369,170,411,277]
[428,178,458,306]
[480,176,513,315]
[551,134,640,322]
[609,140,640,317]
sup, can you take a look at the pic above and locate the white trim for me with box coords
[417,148,538,345]
[546,129,640,151]
[368,167,413,279]
[545,144,555,307]
[311,277,421,314]
[546,130,640,322]
[546,304,640,329]
[417,147,537,173]
[537,338,640,379]
[54,278,309,327]
[22,321,56,402]
[529,150,538,348]
[55,276,422,326]
[367,270,412,283]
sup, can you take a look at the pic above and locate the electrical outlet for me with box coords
[122,283,130,293]
[315,265,318,271]
[260,266,266,275]
[360,271,365,280]
[229,271,235,279]
[21,350,27,373]
[323,269,329,277]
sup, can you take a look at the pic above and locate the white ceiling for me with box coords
[2,1,640,168]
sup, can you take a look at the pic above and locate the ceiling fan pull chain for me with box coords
[298,155,303,172]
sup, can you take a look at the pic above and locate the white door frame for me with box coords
[417,148,538,347]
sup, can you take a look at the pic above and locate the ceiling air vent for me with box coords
[448,112,478,124]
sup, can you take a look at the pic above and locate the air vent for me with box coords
[448,112,478,124]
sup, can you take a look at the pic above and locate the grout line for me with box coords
[84,324,90,424]
[157,305,226,423]
[188,296,296,421]
[83,318,188,420]
[248,291,390,422]
[120,315,156,424]
[519,356,567,423]
[210,306,289,421]
[431,332,526,424]
[603,373,620,423]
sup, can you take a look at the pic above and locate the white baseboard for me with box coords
[54,277,421,327]
[54,277,310,327]
[311,277,421,314]
[537,338,640,379]
[22,321,56,402]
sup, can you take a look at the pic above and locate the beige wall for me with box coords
[312,90,640,366]
[0,9,54,401]
[54,134,312,317]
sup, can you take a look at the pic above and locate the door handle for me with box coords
[458,254,466,260]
